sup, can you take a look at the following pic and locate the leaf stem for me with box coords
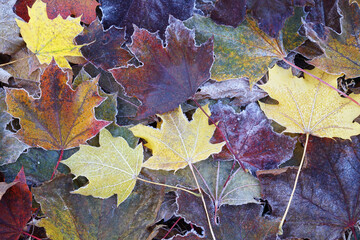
[51,149,64,180]
[162,216,182,239]
[282,58,360,106]
[0,55,33,68]
[191,98,246,171]
[278,133,310,235]
[136,177,201,197]
[22,231,42,240]
[189,163,217,240]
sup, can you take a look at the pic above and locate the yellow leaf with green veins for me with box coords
[130,105,225,171]
[259,65,360,139]
[15,0,83,68]
[62,128,143,206]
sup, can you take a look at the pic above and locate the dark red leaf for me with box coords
[75,19,132,71]
[257,135,360,239]
[0,168,32,240]
[110,17,214,119]
[99,0,195,39]
[210,102,296,172]
[42,0,99,24]
[13,0,36,22]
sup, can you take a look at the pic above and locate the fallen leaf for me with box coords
[82,63,141,125]
[42,0,99,24]
[75,19,132,70]
[176,188,279,239]
[194,78,267,106]
[210,102,296,172]
[111,17,214,119]
[13,0,35,22]
[247,0,312,38]
[32,174,164,239]
[131,105,225,171]
[210,0,246,28]
[0,88,28,166]
[62,128,143,206]
[15,0,84,68]
[99,0,195,38]
[302,0,360,77]
[0,182,17,200]
[5,60,110,150]
[184,15,286,85]
[209,0,311,37]
[257,135,360,239]
[0,168,32,240]
[258,65,360,139]
[0,148,76,186]
[0,0,24,55]
[302,0,342,34]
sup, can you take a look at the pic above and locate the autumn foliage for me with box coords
[1,0,360,239]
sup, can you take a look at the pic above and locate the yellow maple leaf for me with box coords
[15,0,83,68]
[130,105,225,171]
[259,65,360,139]
[62,129,143,206]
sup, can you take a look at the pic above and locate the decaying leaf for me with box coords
[176,188,279,239]
[62,128,143,206]
[0,168,32,240]
[194,78,267,106]
[258,65,360,139]
[0,88,28,166]
[210,102,296,172]
[42,0,99,24]
[99,0,195,38]
[131,105,225,171]
[185,15,286,85]
[302,0,360,77]
[33,174,163,240]
[5,60,110,150]
[257,135,360,239]
[15,0,84,68]
[111,17,214,119]
[75,19,132,70]
[0,0,24,55]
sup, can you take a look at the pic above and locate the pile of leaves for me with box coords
[0,0,360,239]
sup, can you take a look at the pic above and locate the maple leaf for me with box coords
[184,15,286,85]
[33,174,163,239]
[15,0,84,68]
[209,0,311,38]
[0,88,28,166]
[42,0,99,25]
[258,65,360,139]
[0,0,24,55]
[111,17,214,119]
[257,135,360,239]
[99,0,195,38]
[0,168,32,240]
[130,105,225,171]
[5,60,110,150]
[210,102,296,172]
[0,182,17,200]
[13,0,36,22]
[194,78,267,105]
[0,148,77,185]
[302,0,342,34]
[176,188,280,239]
[75,19,132,71]
[301,0,360,77]
[62,128,143,206]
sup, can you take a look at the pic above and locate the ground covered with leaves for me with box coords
[0,0,360,239]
